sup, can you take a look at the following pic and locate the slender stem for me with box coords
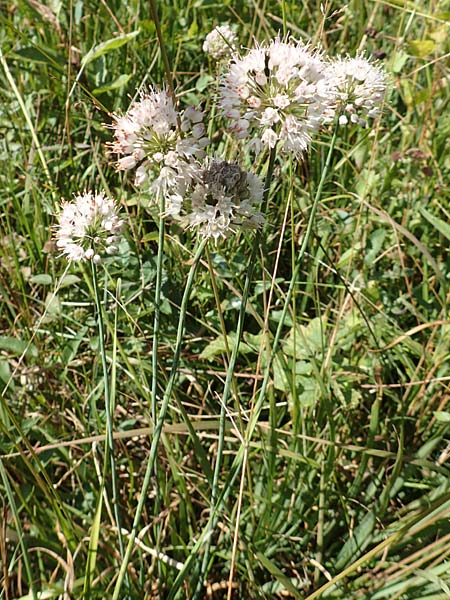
[152,196,165,424]
[0,49,53,196]
[148,0,178,115]
[112,238,208,600]
[248,126,340,442]
[151,192,165,596]
[91,264,125,565]
[194,147,277,597]
[204,128,341,584]
[0,460,38,600]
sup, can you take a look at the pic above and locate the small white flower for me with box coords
[181,160,265,241]
[54,191,125,263]
[220,37,337,156]
[326,55,387,126]
[203,25,237,60]
[107,88,209,196]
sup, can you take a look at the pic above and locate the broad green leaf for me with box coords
[0,336,38,357]
[196,73,214,92]
[30,273,52,285]
[141,231,160,243]
[336,243,361,268]
[420,207,450,242]
[14,46,65,67]
[272,353,290,392]
[199,333,253,360]
[391,51,409,73]
[407,39,435,58]
[297,376,321,407]
[42,292,62,323]
[283,316,327,358]
[434,411,450,423]
[92,73,132,95]
[82,31,140,66]
[0,359,11,385]
[60,273,81,287]
[365,228,387,264]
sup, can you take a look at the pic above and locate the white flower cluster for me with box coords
[55,191,124,263]
[203,25,237,60]
[108,88,209,195]
[326,55,387,126]
[53,31,389,256]
[107,86,265,241]
[219,38,336,156]
[180,160,265,241]
[219,37,387,155]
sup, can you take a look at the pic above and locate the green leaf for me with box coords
[60,274,81,288]
[83,487,104,598]
[407,39,436,58]
[255,552,303,599]
[196,73,214,92]
[336,511,376,569]
[420,207,450,242]
[0,359,11,385]
[42,293,62,323]
[297,376,321,407]
[283,316,327,358]
[92,73,132,95]
[199,333,253,360]
[141,231,160,243]
[272,353,291,392]
[82,31,140,66]
[30,273,53,285]
[14,46,65,67]
[0,336,38,357]
[391,51,409,73]
[365,228,387,264]
[434,411,450,423]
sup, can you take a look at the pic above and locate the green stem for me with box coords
[91,264,125,565]
[112,238,208,600]
[247,126,340,443]
[204,127,340,570]
[194,147,277,597]
[0,460,38,600]
[151,192,165,594]
[152,197,165,424]
[148,0,178,113]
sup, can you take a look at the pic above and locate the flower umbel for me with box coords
[220,37,336,156]
[326,55,387,126]
[203,25,237,60]
[108,88,208,195]
[181,160,265,241]
[54,191,125,263]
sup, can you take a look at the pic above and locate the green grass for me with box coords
[1,0,450,599]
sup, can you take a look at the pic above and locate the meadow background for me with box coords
[1,0,450,598]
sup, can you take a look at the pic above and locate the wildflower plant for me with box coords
[54,190,125,263]
[53,188,127,563]
[15,10,399,600]
[108,88,209,194]
[327,55,387,126]
[179,159,265,241]
[203,25,237,60]
[219,37,337,156]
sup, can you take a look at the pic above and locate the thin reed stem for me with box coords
[112,238,208,600]
[148,0,178,113]
[91,264,125,565]
[248,125,340,441]
[194,147,278,597]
